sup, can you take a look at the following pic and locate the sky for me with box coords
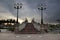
[0,0,60,24]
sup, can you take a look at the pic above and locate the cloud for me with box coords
[0,0,60,24]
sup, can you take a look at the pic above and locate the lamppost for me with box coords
[38,4,46,33]
[14,3,23,23]
[38,4,46,25]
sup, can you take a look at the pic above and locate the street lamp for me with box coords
[14,3,23,23]
[38,4,46,24]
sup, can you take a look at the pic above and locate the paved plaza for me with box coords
[0,32,60,40]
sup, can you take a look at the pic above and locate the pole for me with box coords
[17,9,19,23]
[14,3,23,24]
[41,9,43,24]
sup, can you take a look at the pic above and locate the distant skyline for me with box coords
[0,0,60,24]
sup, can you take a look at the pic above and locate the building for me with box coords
[14,18,48,34]
[15,18,39,34]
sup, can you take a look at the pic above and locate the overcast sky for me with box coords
[0,0,60,24]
